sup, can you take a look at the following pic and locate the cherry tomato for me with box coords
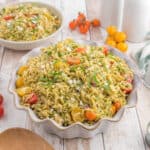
[85,109,97,121]
[67,57,80,65]
[85,20,91,29]
[103,47,109,55]
[0,106,4,118]
[27,93,38,105]
[123,88,132,94]
[69,20,77,30]
[0,94,3,105]
[91,19,101,27]
[3,15,14,20]
[79,24,88,34]
[114,101,121,111]
[114,32,127,42]
[76,12,86,25]
[76,47,86,53]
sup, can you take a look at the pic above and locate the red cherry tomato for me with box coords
[3,15,14,20]
[123,88,132,94]
[69,20,77,30]
[0,106,4,118]
[0,94,3,105]
[79,24,88,34]
[103,47,109,55]
[27,93,38,105]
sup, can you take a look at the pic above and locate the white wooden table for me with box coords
[0,0,150,150]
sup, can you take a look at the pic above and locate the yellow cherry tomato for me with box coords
[114,32,126,42]
[105,36,114,42]
[16,77,24,88]
[17,65,28,76]
[16,87,32,97]
[106,26,117,36]
[106,40,116,47]
[116,42,128,52]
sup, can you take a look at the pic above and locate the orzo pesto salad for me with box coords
[0,3,60,41]
[15,39,133,126]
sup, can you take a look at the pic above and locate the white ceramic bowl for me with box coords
[0,1,63,50]
[9,40,140,138]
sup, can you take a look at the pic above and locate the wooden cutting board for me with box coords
[0,128,54,150]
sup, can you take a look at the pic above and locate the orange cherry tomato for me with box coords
[67,57,80,65]
[69,20,77,30]
[91,19,101,27]
[114,101,121,111]
[79,24,89,34]
[85,109,97,121]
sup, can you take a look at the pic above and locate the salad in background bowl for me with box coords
[0,1,63,50]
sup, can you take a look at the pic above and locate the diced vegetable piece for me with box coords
[114,101,121,111]
[3,15,14,20]
[17,65,28,75]
[67,57,80,65]
[16,87,32,97]
[85,109,97,121]
[54,61,68,69]
[102,47,109,55]
[27,93,38,105]
[71,107,84,122]
[16,77,24,88]
[75,47,86,53]
[123,88,132,94]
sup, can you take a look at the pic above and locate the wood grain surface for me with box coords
[0,0,149,150]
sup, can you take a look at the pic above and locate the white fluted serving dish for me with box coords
[9,40,140,138]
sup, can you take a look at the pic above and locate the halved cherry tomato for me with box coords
[3,15,14,20]
[114,101,121,111]
[0,106,4,118]
[0,94,3,105]
[27,93,38,105]
[69,20,77,30]
[79,24,88,34]
[123,88,132,94]
[76,47,86,53]
[85,109,97,121]
[67,57,80,65]
[103,47,109,55]
[91,19,101,27]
